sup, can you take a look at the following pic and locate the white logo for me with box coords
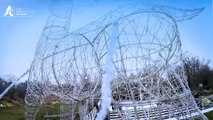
[4,5,14,17]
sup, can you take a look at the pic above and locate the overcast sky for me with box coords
[0,0,212,77]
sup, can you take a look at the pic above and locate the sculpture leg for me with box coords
[78,99,89,120]
[25,94,43,120]
[60,99,75,120]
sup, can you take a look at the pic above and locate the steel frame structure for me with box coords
[25,0,207,120]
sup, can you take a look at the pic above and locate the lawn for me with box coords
[0,104,60,120]
[205,111,213,119]
[0,105,212,120]
[0,106,25,120]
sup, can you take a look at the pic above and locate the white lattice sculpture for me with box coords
[25,0,207,120]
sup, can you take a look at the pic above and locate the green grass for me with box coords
[205,111,213,119]
[36,104,60,120]
[0,105,213,120]
[0,104,60,120]
[0,106,25,120]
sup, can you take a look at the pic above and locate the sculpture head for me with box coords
[152,6,204,22]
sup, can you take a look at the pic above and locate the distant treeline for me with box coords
[182,56,213,90]
[0,78,27,104]
[0,56,212,103]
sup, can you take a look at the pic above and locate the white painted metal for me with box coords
[24,0,207,120]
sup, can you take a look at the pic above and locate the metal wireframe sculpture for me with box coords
[25,0,208,120]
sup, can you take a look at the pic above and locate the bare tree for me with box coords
[182,55,213,90]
